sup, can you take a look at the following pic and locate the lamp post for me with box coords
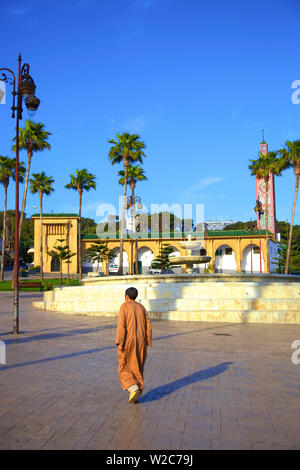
[254,198,264,274]
[0,54,40,334]
[127,195,142,275]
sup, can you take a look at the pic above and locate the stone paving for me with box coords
[0,291,300,450]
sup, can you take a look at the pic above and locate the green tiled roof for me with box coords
[32,213,78,218]
[81,229,271,240]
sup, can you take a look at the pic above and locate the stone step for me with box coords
[45,283,300,302]
[35,297,300,313]
[37,276,300,324]
[32,300,300,324]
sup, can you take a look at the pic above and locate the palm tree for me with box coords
[29,172,54,280]
[278,140,300,274]
[0,156,25,281]
[12,119,51,242]
[108,133,146,275]
[249,151,284,273]
[65,169,96,280]
[118,164,147,274]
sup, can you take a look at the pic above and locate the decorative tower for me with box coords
[255,132,277,235]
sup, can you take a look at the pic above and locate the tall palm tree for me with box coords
[278,140,300,274]
[65,169,96,281]
[108,133,146,275]
[12,119,51,242]
[29,172,54,280]
[118,164,147,274]
[0,156,25,281]
[249,151,284,273]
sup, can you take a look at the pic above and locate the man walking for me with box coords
[116,287,152,403]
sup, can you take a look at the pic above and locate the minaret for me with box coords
[255,131,277,235]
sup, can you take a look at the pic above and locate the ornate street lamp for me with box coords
[127,195,142,275]
[0,54,40,334]
[254,198,264,274]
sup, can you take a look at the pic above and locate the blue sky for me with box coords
[1,0,299,226]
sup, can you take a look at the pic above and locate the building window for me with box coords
[215,249,222,256]
[225,248,233,255]
[253,247,260,254]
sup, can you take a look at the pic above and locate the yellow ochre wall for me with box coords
[32,214,271,275]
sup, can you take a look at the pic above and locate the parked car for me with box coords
[108,264,119,273]
[149,268,161,275]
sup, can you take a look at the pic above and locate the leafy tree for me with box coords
[12,120,51,241]
[148,212,182,234]
[278,140,300,273]
[96,215,120,238]
[151,243,175,273]
[47,239,76,284]
[249,151,284,272]
[108,133,146,274]
[273,224,300,274]
[29,172,54,280]
[81,217,97,235]
[65,169,96,281]
[0,210,34,264]
[0,156,25,280]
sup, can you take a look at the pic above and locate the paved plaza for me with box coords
[0,291,300,450]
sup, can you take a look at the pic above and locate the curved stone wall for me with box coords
[33,274,300,324]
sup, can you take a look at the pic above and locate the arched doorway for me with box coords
[138,247,154,274]
[242,244,264,273]
[51,257,60,273]
[110,248,129,275]
[215,245,236,273]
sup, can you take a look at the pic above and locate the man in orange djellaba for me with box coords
[116,287,152,403]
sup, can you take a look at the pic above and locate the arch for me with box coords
[51,257,60,273]
[82,258,102,274]
[168,246,181,258]
[214,244,237,273]
[110,248,129,274]
[242,243,264,273]
[138,246,154,265]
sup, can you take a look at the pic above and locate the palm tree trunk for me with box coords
[39,192,43,281]
[0,185,8,281]
[78,191,82,281]
[132,186,139,275]
[119,159,128,275]
[285,169,299,274]
[19,151,32,242]
[265,178,270,273]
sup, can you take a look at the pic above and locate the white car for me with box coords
[108,264,119,273]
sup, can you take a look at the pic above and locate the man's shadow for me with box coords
[140,362,233,403]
